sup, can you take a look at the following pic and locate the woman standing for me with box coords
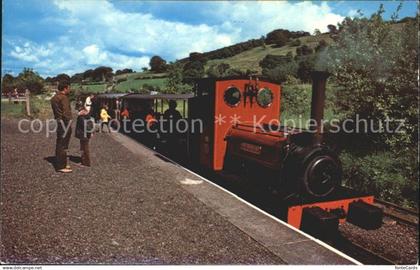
[75,107,94,166]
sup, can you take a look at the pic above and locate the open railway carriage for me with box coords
[91,93,127,120]
[98,73,383,237]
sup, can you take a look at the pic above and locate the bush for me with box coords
[116,77,127,83]
[259,54,293,70]
[296,55,316,82]
[340,151,418,208]
[290,39,301,47]
[262,61,298,83]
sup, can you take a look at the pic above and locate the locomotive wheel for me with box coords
[283,145,342,198]
[302,152,341,197]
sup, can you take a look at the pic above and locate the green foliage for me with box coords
[290,39,301,47]
[115,68,134,75]
[183,60,205,79]
[207,63,231,78]
[341,151,418,208]
[185,39,264,61]
[326,7,418,151]
[1,101,25,118]
[268,31,289,47]
[149,55,167,73]
[324,6,418,206]
[2,68,45,94]
[259,54,293,70]
[263,61,298,83]
[93,66,113,82]
[296,55,316,82]
[296,45,313,56]
[165,62,191,94]
[265,29,310,45]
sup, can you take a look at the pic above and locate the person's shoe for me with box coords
[58,168,73,173]
[66,165,71,169]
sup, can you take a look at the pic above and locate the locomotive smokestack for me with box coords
[310,71,330,145]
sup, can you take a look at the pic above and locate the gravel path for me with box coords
[1,118,284,264]
[339,217,418,264]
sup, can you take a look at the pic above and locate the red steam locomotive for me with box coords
[93,72,383,237]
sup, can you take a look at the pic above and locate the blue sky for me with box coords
[2,0,418,78]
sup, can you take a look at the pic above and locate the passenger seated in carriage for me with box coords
[162,100,182,155]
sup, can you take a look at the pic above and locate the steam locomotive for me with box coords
[92,72,383,236]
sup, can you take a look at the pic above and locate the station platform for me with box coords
[1,118,358,264]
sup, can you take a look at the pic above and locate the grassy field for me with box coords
[1,100,26,118]
[72,83,108,93]
[71,77,167,94]
[114,71,167,81]
[1,95,52,119]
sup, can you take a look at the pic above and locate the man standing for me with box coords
[51,82,73,173]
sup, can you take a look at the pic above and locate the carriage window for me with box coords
[224,86,241,107]
[257,88,273,108]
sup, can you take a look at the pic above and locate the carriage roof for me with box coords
[122,93,194,100]
[94,93,128,99]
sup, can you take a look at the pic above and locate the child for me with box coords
[100,105,111,132]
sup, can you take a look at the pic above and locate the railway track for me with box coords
[374,199,418,227]
[330,234,396,265]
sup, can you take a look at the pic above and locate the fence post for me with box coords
[25,89,31,117]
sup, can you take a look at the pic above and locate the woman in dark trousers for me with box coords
[75,107,94,166]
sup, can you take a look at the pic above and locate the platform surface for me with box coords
[1,118,355,264]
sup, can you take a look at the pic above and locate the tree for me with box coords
[1,74,16,94]
[324,7,418,204]
[326,8,417,149]
[83,69,94,81]
[164,62,191,94]
[315,39,328,52]
[290,39,301,47]
[259,54,293,70]
[327,24,338,34]
[260,35,266,49]
[15,68,45,94]
[296,55,316,82]
[313,29,321,36]
[207,63,231,78]
[53,73,70,83]
[115,69,133,75]
[296,45,313,56]
[149,55,167,73]
[262,61,298,83]
[92,66,113,82]
[70,73,84,83]
[267,31,288,47]
[183,60,205,79]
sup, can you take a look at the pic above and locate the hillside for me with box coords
[206,33,333,73]
[71,20,408,94]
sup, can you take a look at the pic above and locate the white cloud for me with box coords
[208,1,344,39]
[6,1,344,76]
[82,44,108,65]
[10,42,52,62]
[347,9,359,18]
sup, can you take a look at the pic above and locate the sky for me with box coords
[2,0,418,78]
